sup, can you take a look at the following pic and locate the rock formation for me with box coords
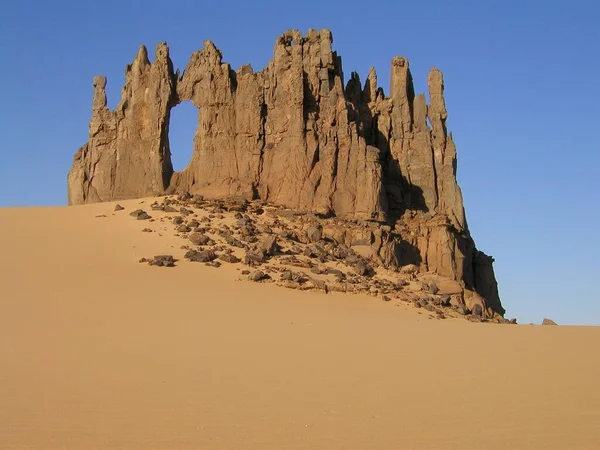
[68,29,504,316]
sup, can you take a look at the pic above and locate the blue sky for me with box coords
[1,0,598,325]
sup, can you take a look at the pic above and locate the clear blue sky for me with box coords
[1,0,598,325]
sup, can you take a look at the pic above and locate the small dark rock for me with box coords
[172,216,184,225]
[222,233,244,248]
[177,192,192,201]
[457,305,470,316]
[130,209,151,220]
[185,249,217,263]
[542,318,558,326]
[248,270,265,282]
[326,268,345,279]
[430,296,442,306]
[440,295,451,307]
[244,248,267,265]
[114,204,124,211]
[306,224,323,242]
[219,253,241,263]
[149,255,176,267]
[259,235,279,256]
[206,261,222,268]
[189,232,211,246]
[354,261,374,277]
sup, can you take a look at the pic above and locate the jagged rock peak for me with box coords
[67,28,504,316]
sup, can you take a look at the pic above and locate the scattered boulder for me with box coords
[129,209,151,220]
[440,295,451,307]
[306,224,323,242]
[279,230,298,241]
[206,261,222,268]
[189,232,211,246]
[248,270,265,282]
[185,249,217,263]
[542,318,558,326]
[457,305,470,316]
[354,261,374,277]
[326,268,345,279]
[219,253,241,263]
[471,304,483,317]
[222,233,245,248]
[144,255,176,267]
[425,277,463,295]
[178,192,192,202]
[114,204,124,211]
[244,248,267,265]
[259,235,279,256]
[400,264,419,275]
[422,282,439,294]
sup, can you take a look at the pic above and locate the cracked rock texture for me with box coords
[67,29,504,316]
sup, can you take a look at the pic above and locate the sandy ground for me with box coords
[1,198,599,449]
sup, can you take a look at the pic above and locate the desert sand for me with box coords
[1,198,599,449]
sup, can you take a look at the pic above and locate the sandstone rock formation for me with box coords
[68,29,505,316]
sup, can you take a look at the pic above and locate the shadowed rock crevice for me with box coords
[67,28,504,316]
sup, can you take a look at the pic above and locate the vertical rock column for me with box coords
[67,75,118,205]
[111,44,175,200]
[67,44,176,204]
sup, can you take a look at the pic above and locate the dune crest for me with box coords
[1,199,599,448]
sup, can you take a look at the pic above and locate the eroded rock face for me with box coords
[68,44,175,205]
[67,29,504,315]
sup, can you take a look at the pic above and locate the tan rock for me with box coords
[418,274,463,295]
[67,29,505,316]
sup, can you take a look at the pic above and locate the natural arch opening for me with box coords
[168,102,198,172]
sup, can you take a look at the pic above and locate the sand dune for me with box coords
[1,199,599,449]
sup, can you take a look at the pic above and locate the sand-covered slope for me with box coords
[1,199,599,449]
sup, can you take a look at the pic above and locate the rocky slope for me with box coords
[68,29,504,316]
